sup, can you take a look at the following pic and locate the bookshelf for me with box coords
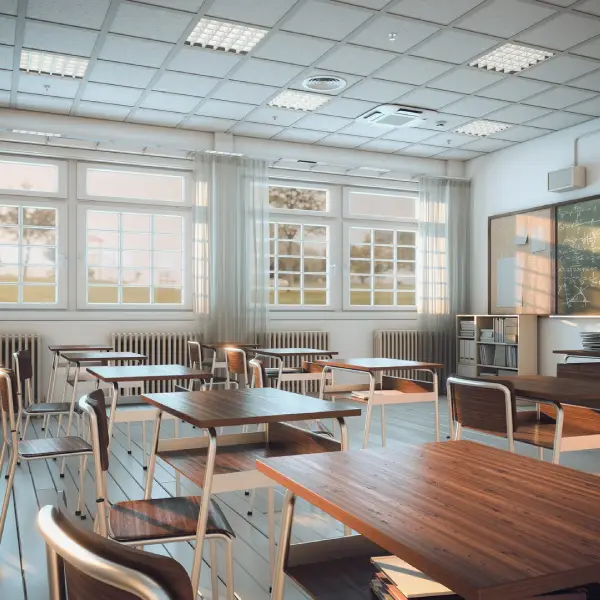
[456,314,538,377]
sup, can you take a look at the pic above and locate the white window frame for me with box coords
[76,203,193,311]
[77,162,192,206]
[0,156,68,198]
[343,186,418,223]
[0,197,67,309]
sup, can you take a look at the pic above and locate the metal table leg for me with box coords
[270,490,296,600]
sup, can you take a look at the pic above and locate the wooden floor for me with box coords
[1,399,599,600]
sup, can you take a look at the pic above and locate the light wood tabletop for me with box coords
[315,357,443,372]
[62,351,146,364]
[252,348,338,358]
[258,440,600,600]
[87,364,208,383]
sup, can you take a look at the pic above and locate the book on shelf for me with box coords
[459,320,475,339]
[480,345,517,369]
[458,340,475,365]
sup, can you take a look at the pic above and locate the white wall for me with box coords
[467,117,600,375]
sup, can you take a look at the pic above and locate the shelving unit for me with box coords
[456,314,538,377]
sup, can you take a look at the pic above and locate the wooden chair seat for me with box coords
[18,436,92,459]
[24,401,82,415]
[109,496,235,543]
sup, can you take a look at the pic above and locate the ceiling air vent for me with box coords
[302,75,347,92]
[358,105,436,128]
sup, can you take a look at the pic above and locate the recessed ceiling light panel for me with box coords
[186,18,267,54]
[455,120,512,137]
[268,90,331,112]
[12,129,61,137]
[20,49,88,78]
[470,42,554,74]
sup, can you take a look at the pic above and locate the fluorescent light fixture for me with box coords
[470,42,555,74]
[20,49,89,78]
[186,18,267,54]
[12,129,61,137]
[269,89,331,112]
[455,120,512,137]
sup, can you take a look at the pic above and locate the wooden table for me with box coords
[259,440,600,600]
[315,358,443,447]
[141,387,362,596]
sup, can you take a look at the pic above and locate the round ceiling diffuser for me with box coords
[302,75,347,92]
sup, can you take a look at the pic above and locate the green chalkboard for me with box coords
[556,196,600,315]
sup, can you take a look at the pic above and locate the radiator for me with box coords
[374,330,453,391]
[257,331,330,393]
[111,332,199,393]
[0,334,42,399]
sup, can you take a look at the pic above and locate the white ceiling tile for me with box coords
[570,38,600,60]
[421,132,470,148]
[246,106,305,126]
[231,58,303,87]
[0,0,16,15]
[523,86,597,110]
[521,55,599,84]
[294,114,353,132]
[231,122,284,138]
[343,79,415,102]
[169,47,240,77]
[576,0,600,16]
[525,111,594,129]
[0,16,14,45]
[254,32,334,67]
[375,56,453,85]
[129,0,204,10]
[180,115,237,131]
[351,15,440,54]
[396,87,462,109]
[154,72,219,96]
[318,45,395,77]
[417,113,471,131]
[129,108,185,127]
[318,133,371,148]
[207,0,298,27]
[23,21,98,56]
[339,122,395,137]
[212,81,278,105]
[338,0,390,8]
[490,125,552,142]
[435,148,484,160]
[16,93,72,114]
[389,0,486,25]
[110,2,193,43]
[27,0,110,29]
[319,98,377,118]
[89,61,157,89]
[460,138,515,152]
[476,77,553,101]
[518,13,600,51]
[0,45,12,70]
[18,73,80,98]
[75,101,131,121]
[0,90,15,106]
[569,70,600,92]
[274,128,329,143]
[81,82,144,106]
[568,96,600,117]
[0,69,11,90]
[486,104,552,124]
[457,0,555,38]
[410,30,498,65]
[281,0,373,41]
[382,127,437,142]
[398,144,445,157]
[358,139,410,152]
[140,91,199,113]
[197,99,255,119]
[443,96,509,117]
[430,67,506,94]
[99,34,173,67]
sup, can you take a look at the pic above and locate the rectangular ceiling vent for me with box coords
[357,105,435,128]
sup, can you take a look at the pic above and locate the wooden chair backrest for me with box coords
[13,349,33,383]
[84,389,110,472]
[187,340,202,368]
[249,359,267,388]
[447,376,516,435]
[225,348,247,377]
[0,367,19,416]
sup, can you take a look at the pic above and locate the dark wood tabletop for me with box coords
[257,440,600,600]
[252,348,338,358]
[141,387,361,428]
[87,364,209,383]
[479,374,600,409]
[315,358,443,372]
[62,351,146,364]
[49,344,113,353]
[201,342,259,350]
[553,349,600,357]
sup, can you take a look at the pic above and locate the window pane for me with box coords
[374,276,394,290]
[88,286,118,303]
[154,234,182,252]
[397,278,416,291]
[88,267,118,284]
[122,213,151,231]
[23,228,56,245]
[374,246,394,259]
[23,285,55,303]
[0,265,18,282]
[397,247,416,261]
[304,258,326,273]
[397,262,416,276]
[398,291,416,306]
[122,233,151,251]
[24,208,56,227]
[155,287,182,304]
[350,260,371,274]
[277,224,301,240]
[0,228,19,243]
[398,232,416,245]
[373,230,393,244]
[347,190,415,220]
[24,247,55,265]
[88,249,119,267]
[350,228,371,244]
[88,231,119,248]
[154,269,182,287]
[23,267,55,283]
[154,251,181,269]
[374,261,393,274]
[123,251,151,268]
[0,285,18,302]
[278,273,301,287]
[123,287,150,304]
[304,226,327,241]
[350,275,371,288]
[122,269,150,285]
[305,290,327,305]
[89,211,119,230]
[0,207,18,225]
[350,245,371,259]
[374,291,394,305]
[0,246,19,263]
[154,215,182,234]
[303,242,327,257]
[304,274,326,289]
[269,186,327,212]
[278,241,301,256]
[0,160,59,194]
[350,291,370,305]
[278,257,301,272]
[278,289,302,305]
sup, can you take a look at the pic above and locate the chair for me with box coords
[187,340,228,389]
[38,504,194,600]
[447,375,600,464]
[0,367,91,542]
[228,348,297,389]
[79,388,235,600]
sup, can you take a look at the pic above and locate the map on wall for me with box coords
[556,197,600,316]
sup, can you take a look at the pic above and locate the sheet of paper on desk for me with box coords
[497,257,521,307]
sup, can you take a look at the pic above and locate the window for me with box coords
[344,188,416,221]
[269,184,328,213]
[347,226,416,308]
[84,209,185,306]
[0,158,66,197]
[269,222,329,306]
[0,203,61,305]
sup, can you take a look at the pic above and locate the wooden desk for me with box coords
[315,358,443,447]
[141,387,361,596]
[259,441,600,600]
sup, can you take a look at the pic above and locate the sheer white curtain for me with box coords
[195,154,269,343]
[418,176,471,332]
